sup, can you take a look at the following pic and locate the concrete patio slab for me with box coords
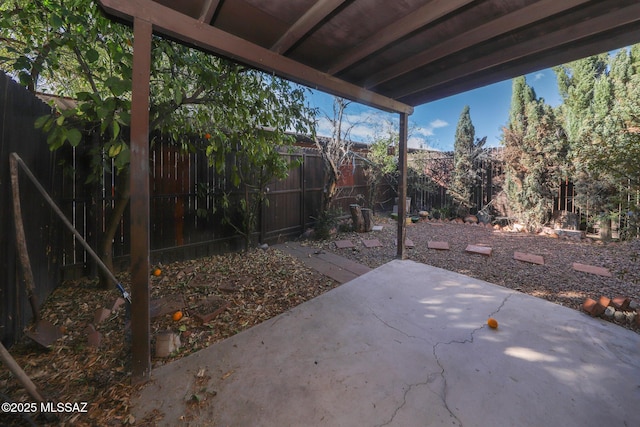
[132,260,640,427]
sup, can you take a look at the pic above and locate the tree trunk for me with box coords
[362,208,373,232]
[350,204,365,232]
[600,215,612,242]
[98,169,131,289]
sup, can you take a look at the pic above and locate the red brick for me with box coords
[466,244,492,256]
[582,298,606,317]
[428,241,450,250]
[513,251,545,265]
[572,262,612,277]
[598,296,611,308]
[87,330,102,348]
[94,307,111,324]
[362,239,383,248]
[611,296,630,310]
[111,297,126,313]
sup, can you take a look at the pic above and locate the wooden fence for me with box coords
[0,73,63,347]
[1,72,376,346]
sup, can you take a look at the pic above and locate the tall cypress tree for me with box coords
[555,53,619,238]
[503,76,567,230]
[557,47,640,238]
[449,105,486,215]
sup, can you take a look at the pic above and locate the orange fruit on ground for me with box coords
[153,268,161,276]
[172,311,183,321]
[487,318,498,329]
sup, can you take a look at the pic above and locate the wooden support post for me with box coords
[397,112,408,259]
[130,16,152,383]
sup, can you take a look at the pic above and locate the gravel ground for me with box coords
[305,215,640,331]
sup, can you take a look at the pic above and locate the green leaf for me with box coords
[112,121,120,139]
[67,128,82,147]
[108,143,123,158]
[34,115,50,129]
[86,49,99,63]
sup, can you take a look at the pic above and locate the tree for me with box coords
[364,115,399,212]
[449,105,486,216]
[502,76,567,230]
[555,53,620,238]
[315,97,358,213]
[555,46,640,238]
[0,0,315,285]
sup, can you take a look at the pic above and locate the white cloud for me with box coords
[534,72,545,81]
[430,119,448,129]
[313,103,448,151]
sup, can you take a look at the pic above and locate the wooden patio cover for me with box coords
[96,0,640,380]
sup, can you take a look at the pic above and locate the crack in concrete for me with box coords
[431,293,514,427]
[375,380,432,427]
[370,311,429,343]
[367,293,513,426]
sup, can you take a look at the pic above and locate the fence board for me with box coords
[0,73,63,347]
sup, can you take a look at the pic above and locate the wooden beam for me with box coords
[198,0,221,24]
[389,2,640,99]
[326,0,474,75]
[396,112,408,260]
[98,0,413,114]
[399,25,640,104]
[130,16,152,383]
[365,0,589,88]
[271,0,347,54]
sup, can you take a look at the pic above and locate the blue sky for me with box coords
[308,68,563,152]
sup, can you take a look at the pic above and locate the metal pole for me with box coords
[130,16,153,383]
[396,112,409,259]
[9,153,121,288]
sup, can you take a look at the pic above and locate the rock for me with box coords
[629,300,639,310]
[611,296,630,310]
[259,243,269,250]
[541,226,555,235]
[300,228,315,239]
[613,310,625,322]
[604,306,615,318]
[493,224,502,230]
[512,223,525,232]
[155,331,181,358]
[625,311,636,324]
[419,210,429,218]
[464,215,478,224]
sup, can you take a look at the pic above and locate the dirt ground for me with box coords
[1,215,638,425]
[308,216,640,312]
